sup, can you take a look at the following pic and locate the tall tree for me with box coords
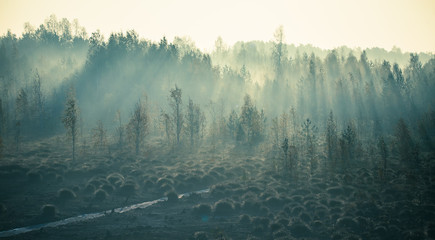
[185,98,205,147]
[30,70,45,133]
[91,120,107,153]
[326,111,338,169]
[169,85,183,145]
[272,25,287,83]
[114,110,125,150]
[127,99,149,155]
[62,86,79,161]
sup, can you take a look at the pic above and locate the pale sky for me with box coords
[0,0,434,53]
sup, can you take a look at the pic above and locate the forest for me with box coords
[0,15,434,239]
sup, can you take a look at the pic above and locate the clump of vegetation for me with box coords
[117,180,138,199]
[192,231,209,240]
[83,183,96,194]
[213,200,235,216]
[57,188,76,201]
[101,183,115,194]
[94,189,108,202]
[239,214,251,225]
[166,190,179,203]
[0,203,6,215]
[41,204,56,219]
[193,204,212,217]
[106,173,125,188]
[26,171,42,183]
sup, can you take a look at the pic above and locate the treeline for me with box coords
[0,17,434,176]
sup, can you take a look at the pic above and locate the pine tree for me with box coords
[227,110,239,141]
[169,85,183,145]
[395,118,418,167]
[62,86,79,161]
[377,136,388,179]
[326,111,338,169]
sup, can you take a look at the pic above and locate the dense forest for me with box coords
[1,16,434,155]
[0,15,434,239]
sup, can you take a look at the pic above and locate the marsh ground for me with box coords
[0,137,434,239]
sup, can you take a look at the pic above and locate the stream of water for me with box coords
[0,188,209,238]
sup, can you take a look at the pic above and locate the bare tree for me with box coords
[169,85,183,145]
[30,70,45,132]
[160,111,172,145]
[185,98,205,147]
[127,99,149,155]
[15,88,29,150]
[62,86,79,161]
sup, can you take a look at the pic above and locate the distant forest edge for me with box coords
[0,15,434,155]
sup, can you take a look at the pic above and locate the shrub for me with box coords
[213,200,235,216]
[107,173,125,188]
[58,188,76,201]
[84,184,96,194]
[239,214,251,225]
[166,190,179,203]
[117,180,137,197]
[27,171,42,183]
[41,204,56,219]
[289,221,312,238]
[101,183,115,194]
[270,222,283,232]
[0,203,6,215]
[192,231,209,240]
[193,204,212,217]
[94,189,108,202]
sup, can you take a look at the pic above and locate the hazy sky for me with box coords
[1,0,434,53]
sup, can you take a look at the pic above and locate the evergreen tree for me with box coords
[169,85,183,145]
[62,86,79,161]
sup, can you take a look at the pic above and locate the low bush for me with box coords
[26,171,42,183]
[41,204,56,219]
[58,188,76,201]
[213,200,235,216]
[166,190,179,203]
[193,204,212,217]
[94,189,108,202]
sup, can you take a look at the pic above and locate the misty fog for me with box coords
[0,15,434,239]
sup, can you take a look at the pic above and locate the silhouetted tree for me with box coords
[91,120,107,153]
[281,137,289,172]
[302,118,317,173]
[272,25,286,83]
[62,86,79,161]
[127,99,149,155]
[377,136,388,179]
[30,70,45,133]
[340,123,357,168]
[185,98,205,147]
[227,110,239,141]
[169,85,183,145]
[240,94,265,144]
[326,111,338,169]
[114,110,125,150]
[161,111,172,145]
[395,118,418,167]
